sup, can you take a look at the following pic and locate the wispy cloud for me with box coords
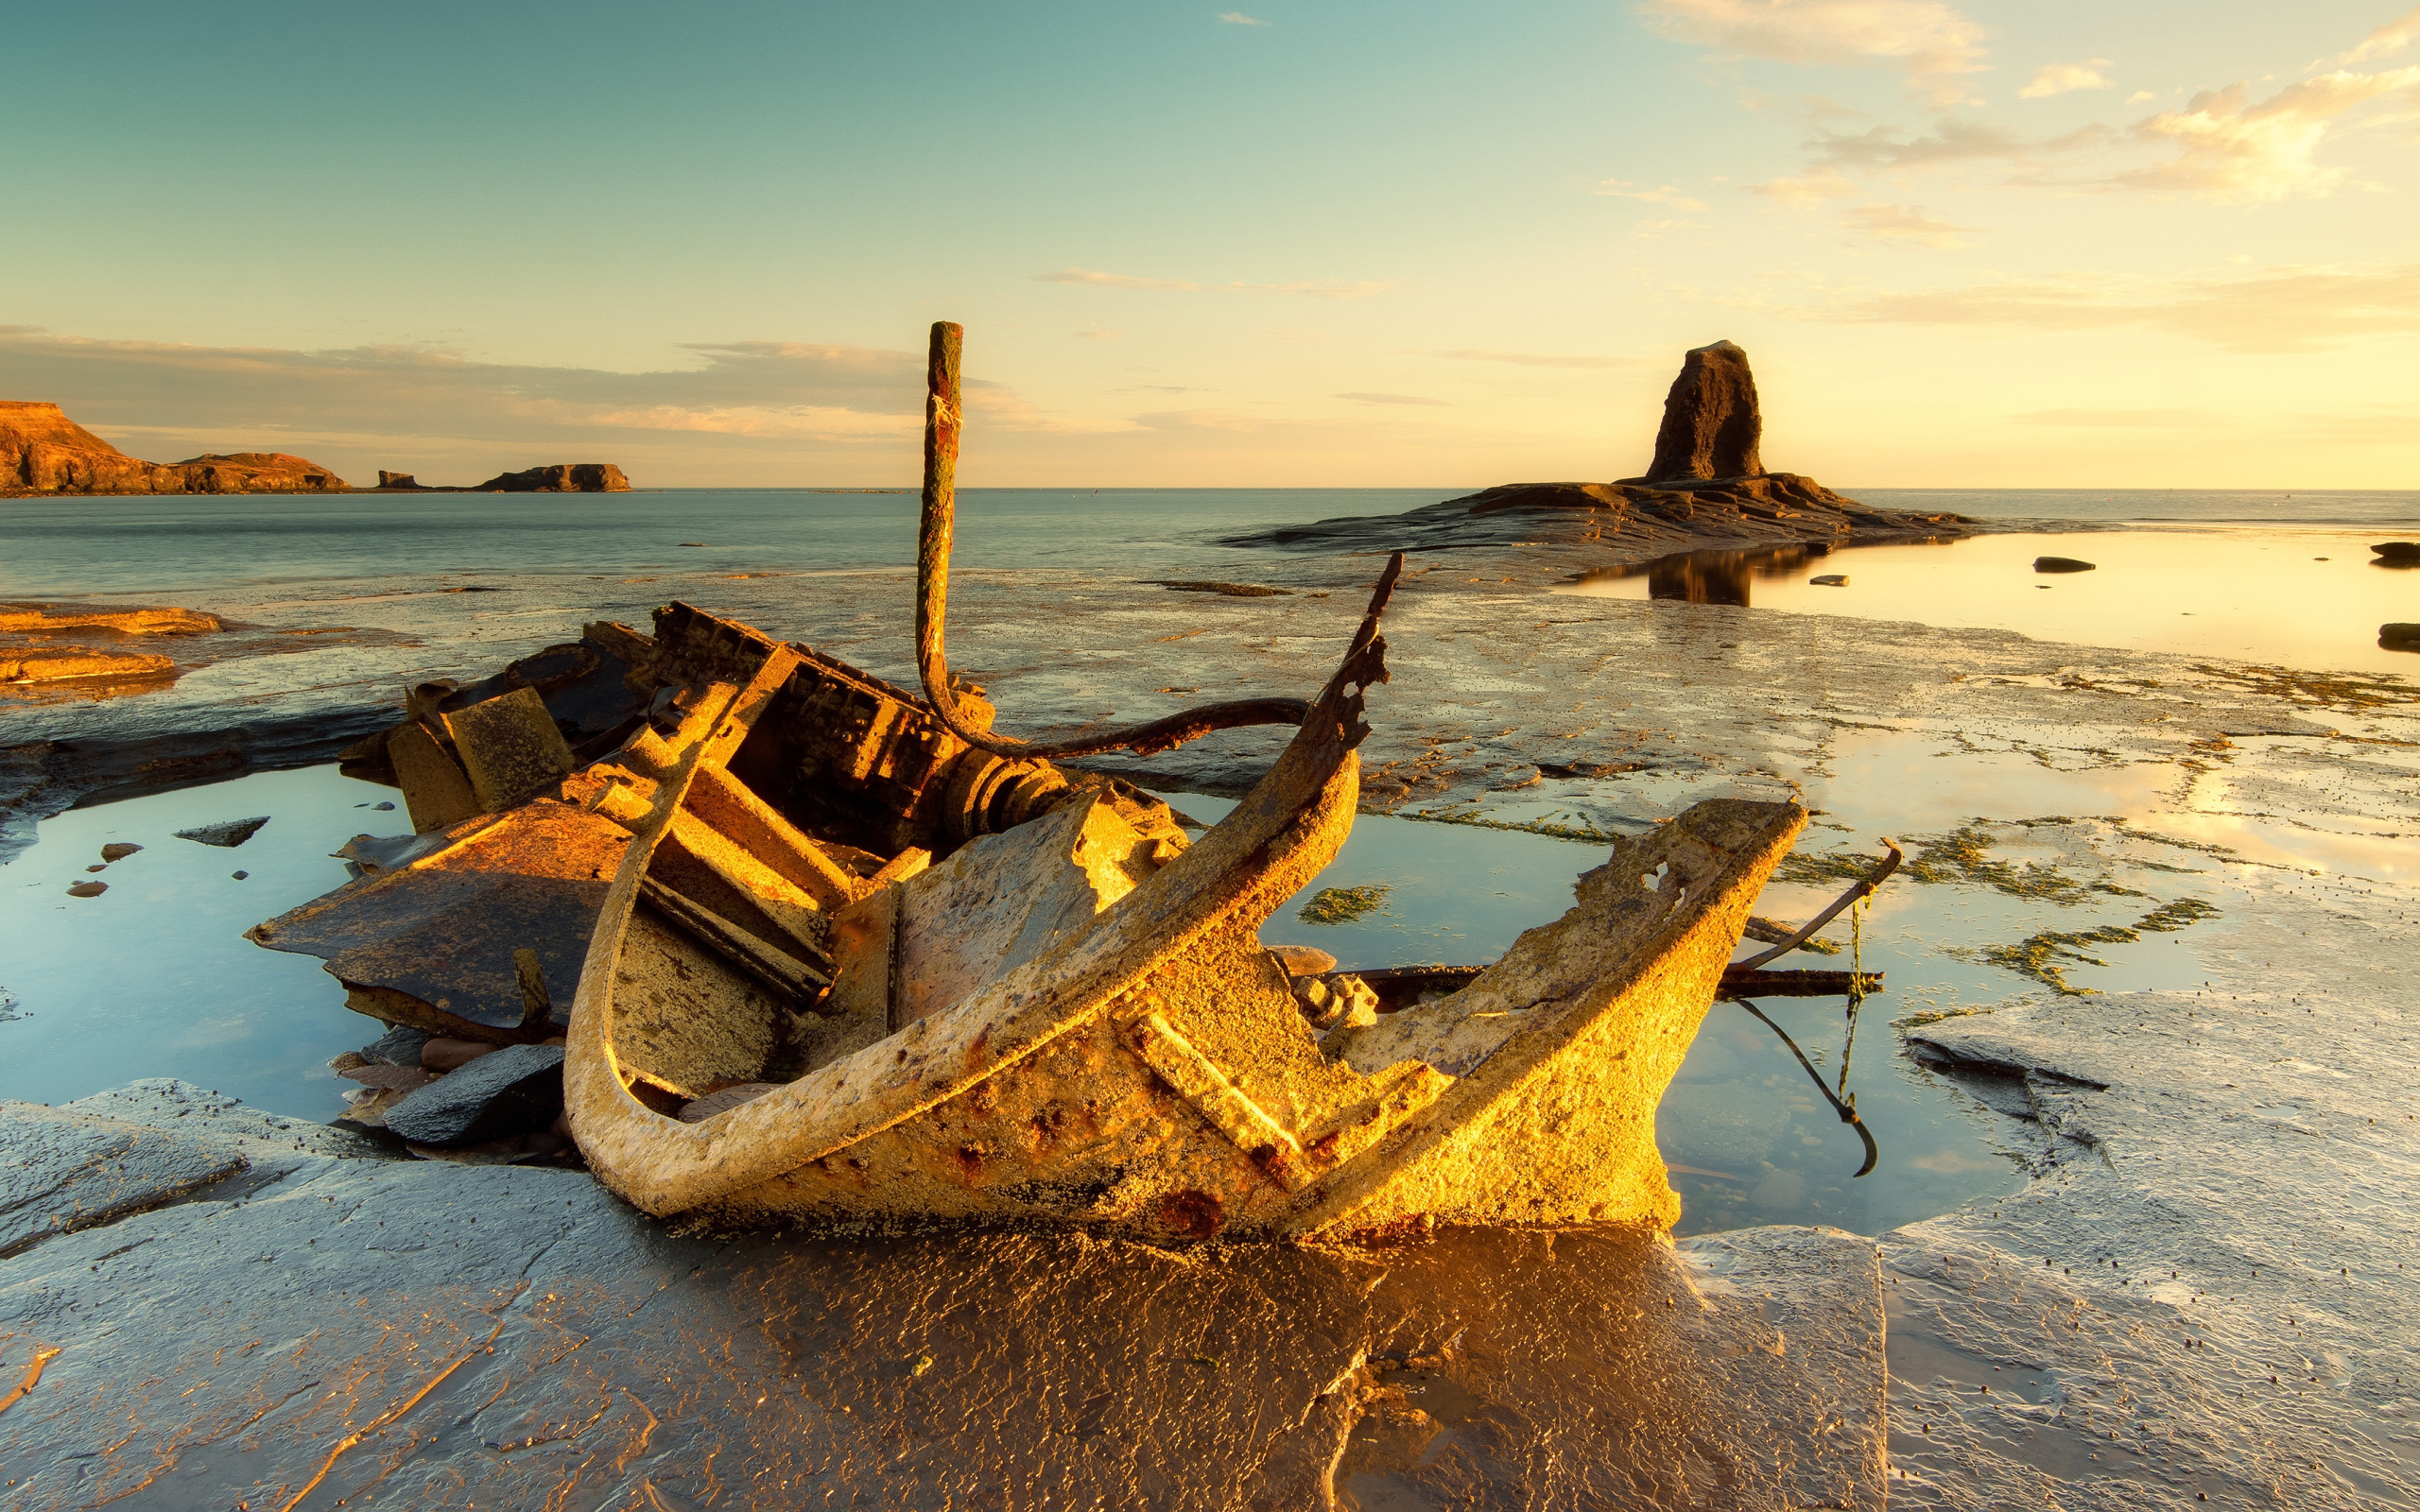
[0,329,1040,475]
[1842,201,1976,248]
[1426,349,1629,369]
[1637,0,1989,107]
[1335,391,1449,406]
[1039,267,1382,299]
[1217,10,1268,25]
[2017,59,2111,99]
[1596,179,1711,211]
[2120,69,2420,201]
[1751,25,2420,207]
[1815,261,2420,352]
[2340,6,2420,64]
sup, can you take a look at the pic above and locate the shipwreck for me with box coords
[254,322,1889,1242]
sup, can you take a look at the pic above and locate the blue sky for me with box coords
[7,2,2417,487]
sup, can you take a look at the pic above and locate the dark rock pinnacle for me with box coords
[1642,340,1763,483]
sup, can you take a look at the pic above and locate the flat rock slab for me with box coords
[0,1102,246,1257]
[1883,889,2420,1508]
[383,1043,564,1147]
[0,1081,1886,1510]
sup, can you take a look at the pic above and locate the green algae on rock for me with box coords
[1298,883,1393,925]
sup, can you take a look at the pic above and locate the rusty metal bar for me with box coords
[913,319,1342,760]
[1737,838,1903,970]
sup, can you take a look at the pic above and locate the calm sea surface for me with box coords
[5,487,2416,597]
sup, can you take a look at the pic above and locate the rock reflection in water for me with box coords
[1576,544,1832,608]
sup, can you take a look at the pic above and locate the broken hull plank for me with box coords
[248,799,631,1040]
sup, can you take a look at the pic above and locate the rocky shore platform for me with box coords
[3,552,2415,1503]
[0,1080,1883,1507]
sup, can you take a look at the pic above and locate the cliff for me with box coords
[1,401,348,496]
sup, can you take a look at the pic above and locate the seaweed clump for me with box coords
[1299,885,1393,926]
[1778,821,2144,906]
[1979,896,2222,994]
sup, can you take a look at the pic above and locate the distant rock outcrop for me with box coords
[379,471,426,490]
[1,401,349,496]
[476,463,631,493]
[1220,340,1968,559]
[1636,340,1763,484]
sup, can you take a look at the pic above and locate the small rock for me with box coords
[176,816,270,848]
[363,1024,435,1066]
[1150,580,1291,597]
[2381,624,2420,651]
[372,800,395,811]
[1808,575,1847,587]
[2372,541,2420,563]
[1294,973,1380,1034]
[383,1043,565,1148]
[422,1037,500,1072]
[2033,557,2096,574]
[1267,944,1339,978]
[339,1062,437,1091]
[66,880,107,898]
[230,870,249,880]
[333,1085,411,1131]
[85,864,107,873]
[99,843,142,862]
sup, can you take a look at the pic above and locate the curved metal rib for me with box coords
[913,319,1327,760]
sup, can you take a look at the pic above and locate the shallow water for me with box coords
[1557,527,2420,676]
[0,765,410,1116]
[0,763,2048,1238]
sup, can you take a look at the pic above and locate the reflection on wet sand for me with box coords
[65,1201,1876,1510]
[1569,544,1837,607]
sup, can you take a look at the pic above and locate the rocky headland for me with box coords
[0,401,348,497]
[1225,341,1966,565]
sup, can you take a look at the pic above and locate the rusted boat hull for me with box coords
[562,597,1804,1242]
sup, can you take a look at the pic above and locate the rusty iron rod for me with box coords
[915,319,1374,760]
[1737,837,1903,971]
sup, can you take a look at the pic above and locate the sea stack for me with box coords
[1641,340,1763,483]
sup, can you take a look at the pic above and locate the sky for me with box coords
[5,1,2417,490]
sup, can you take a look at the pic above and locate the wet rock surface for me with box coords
[0,1101,246,1256]
[0,1079,1882,1509]
[1883,891,2420,1507]
[4,493,2418,1500]
[381,1042,564,1147]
